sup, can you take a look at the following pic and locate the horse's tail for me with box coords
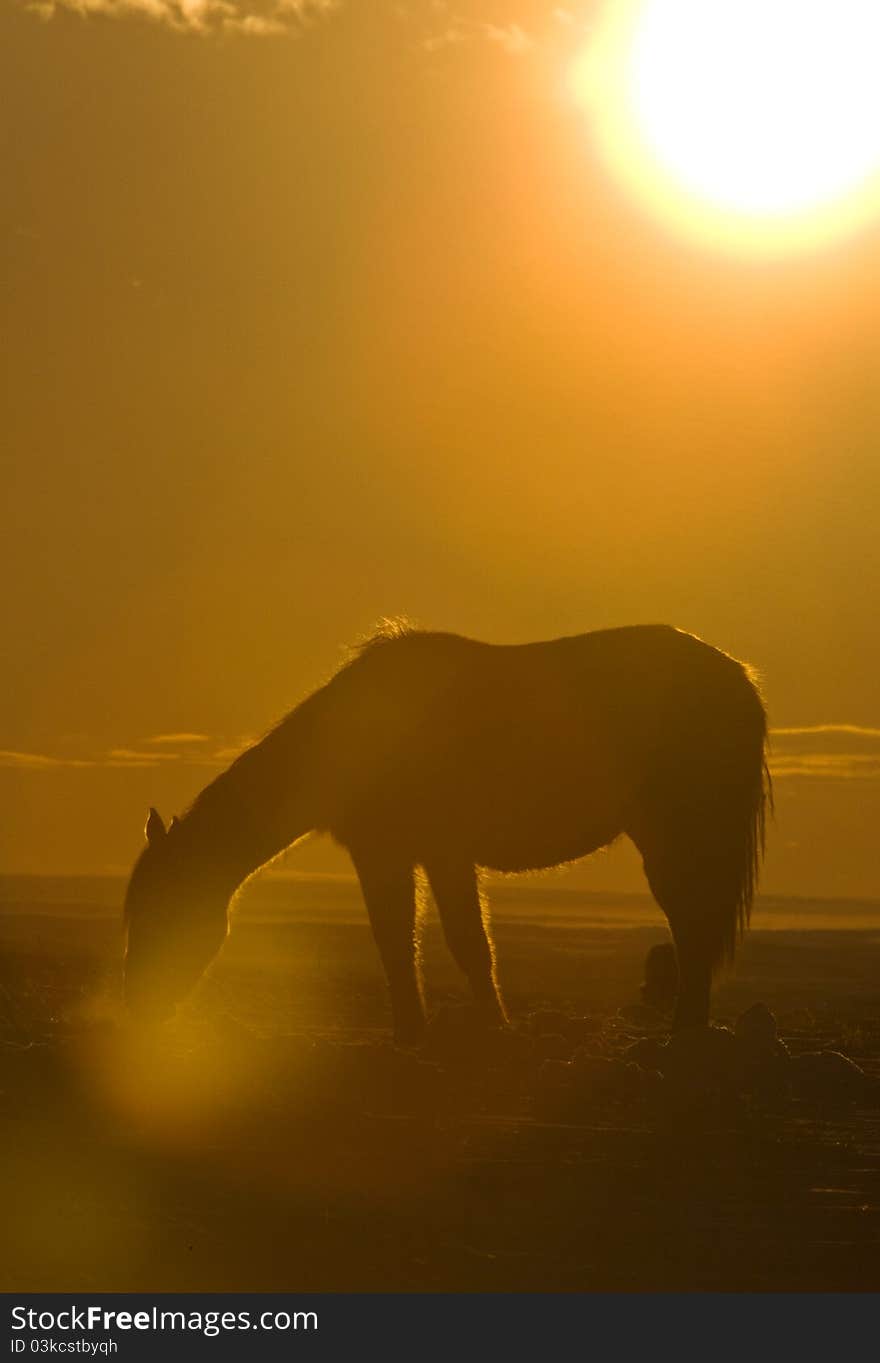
[695,657,773,970]
[728,675,773,957]
[631,641,773,975]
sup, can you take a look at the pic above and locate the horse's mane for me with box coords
[176,620,417,830]
[348,616,416,657]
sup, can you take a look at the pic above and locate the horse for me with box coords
[123,623,771,1041]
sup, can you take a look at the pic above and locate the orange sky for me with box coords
[2,2,879,897]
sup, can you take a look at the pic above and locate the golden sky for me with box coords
[2,1,880,897]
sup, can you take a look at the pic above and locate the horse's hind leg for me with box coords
[628,819,727,1031]
[348,843,425,1045]
[651,875,730,1030]
[422,855,507,1025]
[664,907,715,1031]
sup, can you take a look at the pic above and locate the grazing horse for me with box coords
[124,624,771,1040]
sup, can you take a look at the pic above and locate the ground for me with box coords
[2,875,880,1291]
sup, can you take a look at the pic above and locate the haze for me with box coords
[2,1,879,899]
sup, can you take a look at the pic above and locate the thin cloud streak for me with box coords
[0,746,225,771]
[144,733,211,745]
[421,11,535,55]
[768,719,880,780]
[0,749,167,770]
[0,751,95,771]
[768,752,880,780]
[23,0,338,38]
[5,720,880,779]
[771,724,880,738]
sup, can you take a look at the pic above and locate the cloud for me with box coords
[0,748,164,770]
[9,719,879,782]
[0,750,95,771]
[107,748,183,764]
[484,21,533,54]
[26,0,551,50]
[0,745,219,770]
[144,733,211,745]
[768,753,880,781]
[422,15,534,55]
[24,0,338,38]
[768,722,880,780]
[0,735,253,771]
[770,724,880,739]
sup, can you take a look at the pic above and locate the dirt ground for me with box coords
[2,875,880,1292]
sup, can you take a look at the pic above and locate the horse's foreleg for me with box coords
[349,844,425,1045]
[423,856,508,1025]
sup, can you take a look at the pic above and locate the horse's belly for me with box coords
[398,737,634,871]
[473,818,622,874]
[330,726,635,868]
[458,773,626,872]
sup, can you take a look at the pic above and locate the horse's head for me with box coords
[123,807,230,1022]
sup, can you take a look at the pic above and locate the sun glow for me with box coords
[574,0,880,255]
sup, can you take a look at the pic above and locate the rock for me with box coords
[731,1036,791,1099]
[641,942,679,1011]
[661,1025,738,1089]
[789,1050,868,1105]
[735,1003,778,1047]
[728,1005,789,1096]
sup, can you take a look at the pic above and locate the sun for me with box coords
[573,0,880,256]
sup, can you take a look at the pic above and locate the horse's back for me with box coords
[315,624,765,869]
[335,623,760,748]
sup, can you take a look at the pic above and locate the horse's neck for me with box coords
[182,705,319,892]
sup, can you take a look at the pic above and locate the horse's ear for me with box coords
[145,807,166,845]
[169,815,181,832]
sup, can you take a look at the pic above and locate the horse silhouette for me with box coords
[124,623,770,1041]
